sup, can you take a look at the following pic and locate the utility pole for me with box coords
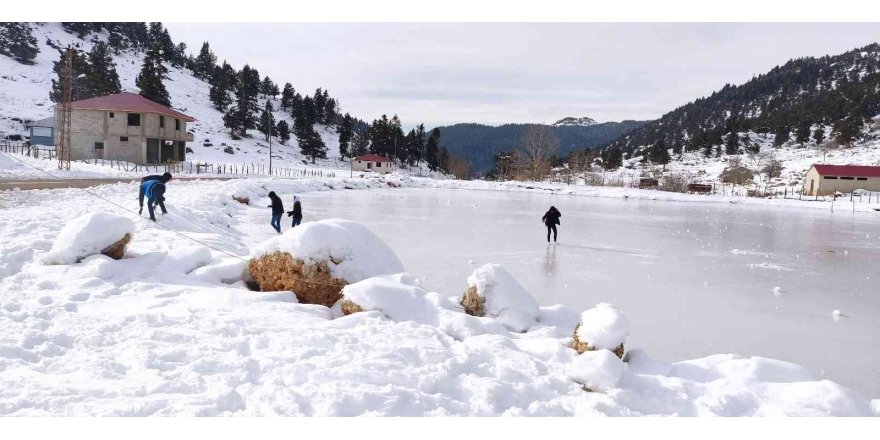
[58,46,73,171]
[267,108,273,176]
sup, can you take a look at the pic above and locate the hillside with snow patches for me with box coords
[552,116,598,127]
[0,22,347,171]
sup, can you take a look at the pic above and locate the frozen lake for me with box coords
[297,187,880,398]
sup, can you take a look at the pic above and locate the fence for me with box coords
[2,140,337,179]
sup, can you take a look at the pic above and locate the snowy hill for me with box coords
[552,116,598,127]
[601,42,880,164]
[0,23,347,171]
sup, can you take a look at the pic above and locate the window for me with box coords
[127,113,140,126]
[857,177,868,181]
[94,142,104,150]
[120,136,128,142]
[175,119,180,130]
[32,127,51,137]
[109,112,114,118]
[823,176,838,180]
[841,177,855,180]
[159,116,165,128]
[376,162,382,167]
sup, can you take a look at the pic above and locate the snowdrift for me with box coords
[42,212,135,264]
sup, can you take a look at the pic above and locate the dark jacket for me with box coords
[288,201,302,219]
[542,207,561,226]
[267,192,284,215]
[141,174,164,184]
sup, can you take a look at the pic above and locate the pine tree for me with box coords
[49,48,90,102]
[772,126,790,147]
[412,124,426,168]
[296,125,327,163]
[193,42,217,80]
[277,120,291,144]
[725,131,740,155]
[648,139,670,168]
[86,41,121,97]
[351,130,370,158]
[312,88,326,124]
[258,100,277,141]
[795,121,812,145]
[136,43,171,106]
[147,23,176,63]
[260,76,279,98]
[338,113,354,159]
[325,97,337,125]
[425,128,441,171]
[280,83,294,111]
[223,65,259,138]
[208,62,235,111]
[813,126,826,145]
[0,22,39,64]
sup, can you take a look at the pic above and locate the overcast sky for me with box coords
[165,23,880,128]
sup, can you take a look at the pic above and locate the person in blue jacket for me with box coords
[138,172,172,214]
[141,179,168,222]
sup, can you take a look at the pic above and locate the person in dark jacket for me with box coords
[141,179,168,222]
[267,191,285,233]
[138,172,172,214]
[287,195,303,227]
[541,206,561,243]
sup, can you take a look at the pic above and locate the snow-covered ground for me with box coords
[1,177,878,416]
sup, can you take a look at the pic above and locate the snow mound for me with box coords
[252,218,403,282]
[42,212,135,265]
[462,263,539,332]
[566,349,625,392]
[339,275,439,326]
[574,303,630,355]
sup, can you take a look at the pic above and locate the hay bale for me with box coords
[339,298,365,315]
[248,251,347,307]
[459,264,539,332]
[100,233,131,260]
[571,303,630,359]
[460,285,485,317]
[232,195,250,205]
[572,323,625,358]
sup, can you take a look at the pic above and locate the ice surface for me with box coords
[576,303,630,350]
[467,263,540,332]
[42,212,135,265]
[252,218,404,282]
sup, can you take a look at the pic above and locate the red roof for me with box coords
[57,92,195,122]
[812,164,880,178]
[355,154,393,162]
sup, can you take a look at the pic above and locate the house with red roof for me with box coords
[53,92,195,165]
[803,164,880,196]
[352,154,394,174]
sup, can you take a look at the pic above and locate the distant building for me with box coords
[803,164,880,196]
[54,92,195,164]
[352,154,394,174]
[25,116,55,147]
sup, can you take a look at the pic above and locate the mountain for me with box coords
[552,116,598,127]
[433,120,646,175]
[600,42,880,168]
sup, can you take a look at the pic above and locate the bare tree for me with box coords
[519,125,559,181]
[447,155,471,180]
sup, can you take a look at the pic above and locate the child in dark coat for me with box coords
[287,195,302,227]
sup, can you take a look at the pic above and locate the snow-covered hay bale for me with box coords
[43,212,135,265]
[573,303,630,358]
[566,349,625,392]
[460,264,539,332]
[249,219,404,307]
[338,275,439,325]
